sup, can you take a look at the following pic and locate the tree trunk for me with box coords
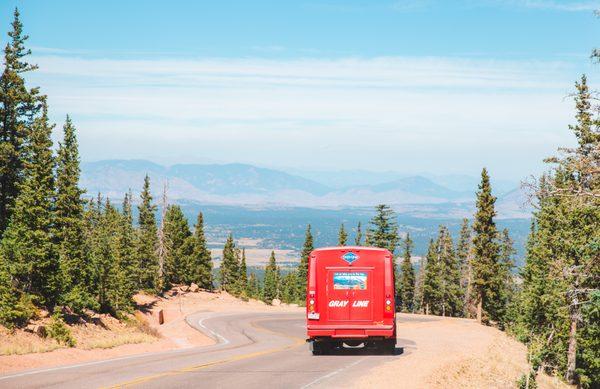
[476,294,483,324]
[566,311,578,384]
[425,303,429,315]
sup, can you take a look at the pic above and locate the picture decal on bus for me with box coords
[333,272,367,290]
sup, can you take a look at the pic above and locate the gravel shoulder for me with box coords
[352,313,569,389]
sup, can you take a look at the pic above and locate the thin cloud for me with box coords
[504,0,600,11]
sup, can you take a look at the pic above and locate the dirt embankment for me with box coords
[354,314,570,389]
[0,288,300,374]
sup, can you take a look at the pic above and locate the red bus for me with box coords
[306,246,396,355]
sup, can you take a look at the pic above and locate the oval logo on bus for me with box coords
[341,252,359,264]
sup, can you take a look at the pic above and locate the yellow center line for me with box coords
[103,316,306,389]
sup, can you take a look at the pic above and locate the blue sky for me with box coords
[2,0,600,180]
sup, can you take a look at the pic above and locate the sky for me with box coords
[2,0,600,180]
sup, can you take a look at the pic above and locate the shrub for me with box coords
[48,312,76,347]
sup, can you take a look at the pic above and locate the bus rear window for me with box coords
[333,272,367,290]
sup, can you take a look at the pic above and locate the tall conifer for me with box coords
[399,233,415,312]
[163,204,191,286]
[296,224,313,299]
[471,168,500,323]
[136,175,159,291]
[0,8,43,236]
[263,251,280,303]
[366,204,399,253]
[219,234,238,292]
[354,221,362,245]
[55,116,93,311]
[0,103,59,307]
[338,223,347,246]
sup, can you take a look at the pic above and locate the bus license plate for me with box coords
[308,312,320,320]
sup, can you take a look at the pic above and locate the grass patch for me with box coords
[0,339,63,356]
[81,332,156,350]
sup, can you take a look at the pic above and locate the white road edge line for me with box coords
[197,317,230,345]
[300,356,370,389]
[0,311,235,381]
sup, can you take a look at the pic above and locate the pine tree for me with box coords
[247,272,261,300]
[0,103,59,308]
[491,228,515,327]
[0,253,34,328]
[413,257,426,313]
[515,75,600,384]
[136,175,159,292]
[0,8,43,236]
[296,224,313,300]
[399,233,415,312]
[219,233,239,292]
[55,116,94,312]
[366,204,399,253]
[280,271,298,303]
[456,218,473,316]
[354,221,362,245]
[470,168,500,324]
[95,198,116,313]
[263,250,280,303]
[338,223,347,246]
[111,192,138,312]
[163,204,191,286]
[437,226,463,317]
[237,248,248,294]
[422,238,440,315]
[181,212,213,289]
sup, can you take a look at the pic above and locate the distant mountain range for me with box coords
[81,159,531,219]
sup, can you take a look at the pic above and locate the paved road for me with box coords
[0,311,410,389]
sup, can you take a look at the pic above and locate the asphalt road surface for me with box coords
[0,311,413,389]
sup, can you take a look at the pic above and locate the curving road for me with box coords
[0,311,410,389]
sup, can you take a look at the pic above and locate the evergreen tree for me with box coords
[456,218,473,316]
[237,248,248,294]
[181,212,213,289]
[296,224,313,300]
[0,8,43,236]
[163,204,191,286]
[366,204,399,253]
[0,103,59,307]
[219,233,239,292]
[413,257,426,313]
[263,250,280,303]
[491,228,515,327]
[247,272,261,300]
[280,271,298,303]
[55,116,94,311]
[0,253,34,328]
[338,223,347,246]
[470,168,500,323]
[514,75,600,384]
[94,199,117,313]
[437,226,463,317]
[422,238,440,315]
[354,221,362,245]
[111,192,138,312]
[398,233,415,312]
[136,175,159,291]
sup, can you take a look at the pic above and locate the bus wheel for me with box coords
[379,339,396,355]
[311,341,328,355]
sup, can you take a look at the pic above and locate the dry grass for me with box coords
[131,311,160,337]
[81,332,156,350]
[428,334,529,388]
[0,311,160,356]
